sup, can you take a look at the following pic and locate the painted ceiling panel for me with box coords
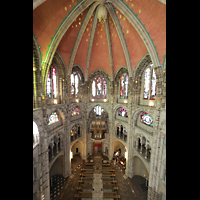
[108,14,126,76]
[57,10,88,72]
[126,0,166,64]
[74,13,94,75]
[89,19,111,77]
[33,0,78,60]
[115,8,148,73]
[33,0,166,79]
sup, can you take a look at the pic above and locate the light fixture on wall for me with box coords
[124,100,127,103]
[91,99,94,102]
[70,151,73,159]
[76,99,79,103]
[54,99,57,104]
[149,102,154,107]
[104,99,107,102]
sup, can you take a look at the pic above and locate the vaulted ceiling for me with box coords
[33,0,166,81]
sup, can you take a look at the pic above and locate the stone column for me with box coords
[50,142,54,159]
[63,107,71,178]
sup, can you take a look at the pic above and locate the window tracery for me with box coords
[118,107,128,118]
[46,66,57,98]
[143,64,157,100]
[48,112,59,125]
[120,73,129,99]
[70,71,80,98]
[141,112,153,128]
[92,77,107,99]
[71,107,80,117]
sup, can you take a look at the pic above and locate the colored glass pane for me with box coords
[143,68,150,99]
[52,66,57,98]
[94,105,103,115]
[92,80,96,98]
[118,107,128,118]
[97,77,101,98]
[140,112,153,127]
[150,69,157,100]
[120,76,124,98]
[103,81,107,99]
[48,112,59,125]
[71,107,79,116]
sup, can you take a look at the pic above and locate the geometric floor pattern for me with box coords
[50,174,67,200]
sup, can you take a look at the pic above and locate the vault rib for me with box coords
[105,14,114,82]
[105,3,132,77]
[85,6,99,81]
[68,1,99,76]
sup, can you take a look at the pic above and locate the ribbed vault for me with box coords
[33,0,166,95]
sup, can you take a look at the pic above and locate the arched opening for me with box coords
[70,141,83,172]
[49,155,65,200]
[113,141,127,171]
[130,156,149,200]
[89,105,108,140]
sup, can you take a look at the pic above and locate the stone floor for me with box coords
[52,154,148,200]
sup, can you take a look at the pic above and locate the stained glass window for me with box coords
[92,80,96,98]
[118,107,128,118]
[143,64,157,100]
[71,72,79,98]
[141,112,153,127]
[52,67,57,98]
[120,76,124,98]
[97,77,102,98]
[91,77,107,99]
[94,105,104,115]
[48,111,59,125]
[120,73,129,99]
[143,68,150,99]
[46,66,57,98]
[150,69,157,100]
[46,70,51,97]
[125,76,129,98]
[71,107,79,116]
[103,80,107,99]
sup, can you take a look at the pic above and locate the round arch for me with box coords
[49,155,64,177]
[70,140,84,158]
[47,109,65,125]
[132,156,149,177]
[132,108,155,127]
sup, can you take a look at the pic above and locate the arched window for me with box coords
[92,77,107,99]
[118,107,128,118]
[70,71,81,98]
[94,105,104,115]
[141,112,153,127]
[143,64,157,100]
[71,107,79,117]
[48,111,59,125]
[46,66,57,98]
[120,73,129,99]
